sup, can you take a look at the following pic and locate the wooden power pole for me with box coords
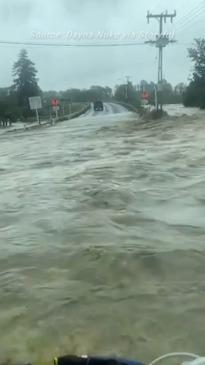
[146,11,177,111]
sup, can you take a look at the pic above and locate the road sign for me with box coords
[29,96,42,124]
[51,99,60,107]
[29,96,42,110]
[141,91,149,100]
[52,106,60,112]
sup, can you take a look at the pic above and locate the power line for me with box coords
[0,39,193,48]
[176,12,205,33]
[170,0,192,19]
[175,8,205,35]
[157,1,205,41]
[0,40,146,47]
[174,1,205,31]
[175,0,205,23]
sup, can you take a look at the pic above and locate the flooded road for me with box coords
[1,103,205,363]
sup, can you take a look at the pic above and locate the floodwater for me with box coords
[0,103,205,364]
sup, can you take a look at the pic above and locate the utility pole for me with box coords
[125,76,130,100]
[146,10,177,111]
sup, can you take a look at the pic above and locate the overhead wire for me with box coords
[0,40,145,47]
[0,39,194,48]
[175,0,205,23]
[174,1,205,32]
[0,2,204,50]
[146,1,205,40]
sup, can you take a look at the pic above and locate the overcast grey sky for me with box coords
[0,0,204,90]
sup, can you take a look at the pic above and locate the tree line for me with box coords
[0,49,114,122]
[114,79,186,107]
[114,38,205,109]
[0,39,204,123]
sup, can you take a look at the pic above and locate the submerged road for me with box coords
[86,102,128,116]
[0,103,205,363]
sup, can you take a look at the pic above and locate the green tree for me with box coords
[183,39,205,108]
[0,87,22,121]
[137,79,183,106]
[13,49,40,111]
[114,82,140,107]
[60,86,112,103]
[89,85,112,101]
[175,82,186,95]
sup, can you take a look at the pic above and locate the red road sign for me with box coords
[51,98,60,106]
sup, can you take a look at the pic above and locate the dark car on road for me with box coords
[94,100,104,111]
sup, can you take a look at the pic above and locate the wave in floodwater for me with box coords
[0,105,205,363]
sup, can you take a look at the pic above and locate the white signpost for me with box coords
[52,105,60,119]
[29,96,42,124]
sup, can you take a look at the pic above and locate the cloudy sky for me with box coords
[0,0,204,90]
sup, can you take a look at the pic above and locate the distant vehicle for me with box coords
[93,100,104,111]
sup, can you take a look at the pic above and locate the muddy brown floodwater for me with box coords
[0,104,205,364]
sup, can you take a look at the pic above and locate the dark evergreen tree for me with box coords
[13,49,40,110]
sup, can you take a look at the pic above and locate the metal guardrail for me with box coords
[113,101,139,113]
[57,103,91,122]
